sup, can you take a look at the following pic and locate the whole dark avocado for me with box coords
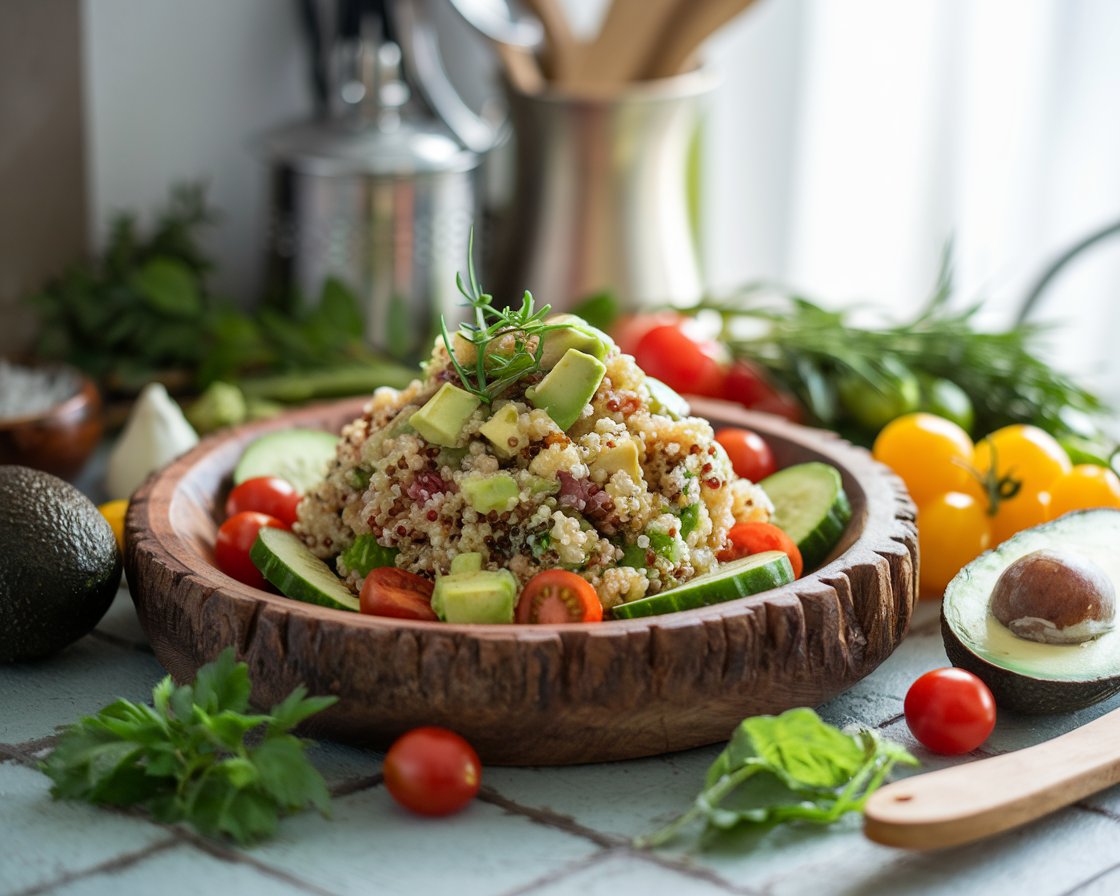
[0,465,122,662]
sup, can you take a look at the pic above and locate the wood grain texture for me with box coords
[125,396,917,765]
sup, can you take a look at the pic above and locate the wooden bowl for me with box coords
[125,396,917,765]
[0,363,103,481]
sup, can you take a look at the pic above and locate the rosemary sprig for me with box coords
[440,243,574,404]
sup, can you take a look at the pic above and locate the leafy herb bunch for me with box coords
[41,648,336,845]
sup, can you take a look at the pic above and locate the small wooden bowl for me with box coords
[126,396,917,765]
[0,363,103,481]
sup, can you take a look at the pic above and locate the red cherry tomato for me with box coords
[214,511,285,590]
[515,570,603,623]
[715,427,778,482]
[717,521,803,577]
[611,311,686,356]
[225,476,301,528]
[721,360,775,407]
[383,726,482,817]
[360,567,437,621]
[904,668,996,755]
[633,324,726,398]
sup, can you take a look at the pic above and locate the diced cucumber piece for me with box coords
[233,429,338,493]
[678,502,700,537]
[610,551,793,619]
[250,527,360,612]
[339,534,398,577]
[760,463,852,570]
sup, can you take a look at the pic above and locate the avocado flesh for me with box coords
[942,509,1120,712]
[411,383,480,447]
[526,349,606,432]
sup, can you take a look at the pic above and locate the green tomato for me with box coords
[918,376,975,435]
[836,360,921,433]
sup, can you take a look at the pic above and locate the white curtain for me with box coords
[698,0,1120,398]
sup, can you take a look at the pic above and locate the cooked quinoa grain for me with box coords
[295,322,772,610]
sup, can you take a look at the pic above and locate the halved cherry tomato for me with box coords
[515,570,603,623]
[633,323,726,398]
[715,427,777,482]
[904,668,996,755]
[225,476,301,528]
[215,511,285,590]
[383,726,482,817]
[718,521,803,578]
[360,567,437,621]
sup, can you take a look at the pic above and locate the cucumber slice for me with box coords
[760,462,852,570]
[610,551,793,619]
[250,527,360,612]
[233,429,338,493]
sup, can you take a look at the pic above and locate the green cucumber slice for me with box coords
[234,429,338,493]
[610,550,793,619]
[250,527,360,612]
[760,462,852,570]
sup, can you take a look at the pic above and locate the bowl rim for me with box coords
[0,359,99,429]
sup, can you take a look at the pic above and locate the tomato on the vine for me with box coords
[715,427,777,483]
[633,323,726,398]
[360,567,437,621]
[214,511,285,590]
[383,726,482,817]
[872,413,976,508]
[225,476,301,528]
[904,668,996,755]
[516,570,602,623]
[972,425,1071,503]
[989,489,1049,545]
[916,492,991,597]
[1048,464,1120,519]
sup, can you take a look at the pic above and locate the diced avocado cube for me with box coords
[479,403,527,459]
[431,569,518,623]
[411,383,480,447]
[450,552,483,574]
[590,439,642,482]
[339,534,399,577]
[525,349,607,431]
[462,473,519,513]
[525,475,560,496]
[538,314,613,369]
[646,377,690,420]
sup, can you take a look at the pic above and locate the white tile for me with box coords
[520,851,735,896]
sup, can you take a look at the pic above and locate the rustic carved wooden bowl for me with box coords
[126,396,917,766]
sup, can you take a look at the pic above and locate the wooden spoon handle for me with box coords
[864,707,1120,850]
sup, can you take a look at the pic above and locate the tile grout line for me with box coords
[492,848,615,896]
[179,831,343,896]
[6,836,182,896]
[626,845,766,895]
[476,786,623,849]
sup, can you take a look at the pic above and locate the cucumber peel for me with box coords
[760,463,852,570]
[251,527,360,612]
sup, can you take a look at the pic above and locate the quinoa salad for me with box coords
[294,312,774,613]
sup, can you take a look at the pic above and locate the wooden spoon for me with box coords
[864,706,1120,850]
[643,0,760,79]
[520,0,577,81]
[569,0,683,87]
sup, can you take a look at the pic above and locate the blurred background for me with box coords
[3,0,1119,395]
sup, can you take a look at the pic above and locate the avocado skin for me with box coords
[0,465,122,662]
[940,612,1120,713]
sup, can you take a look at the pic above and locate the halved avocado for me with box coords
[941,508,1120,713]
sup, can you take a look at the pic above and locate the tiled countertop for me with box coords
[5,586,1120,896]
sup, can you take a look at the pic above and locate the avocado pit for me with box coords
[990,549,1115,645]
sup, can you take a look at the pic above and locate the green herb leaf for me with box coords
[638,708,917,849]
[40,647,337,845]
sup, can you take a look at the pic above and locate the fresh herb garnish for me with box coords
[638,708,917,848]
[40,648,336,845]
[441,238,574,404]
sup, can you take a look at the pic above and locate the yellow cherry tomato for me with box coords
[917,491,992,598]
[1048,464,1120,519]
[990,488,1049,545]
[972,425,1071,502]
[872,413,977,508]
[98,499,128,553]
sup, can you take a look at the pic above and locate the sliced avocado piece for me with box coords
[538,314,613,369]
[462,473,519,513]
[479,403,527,459]
[525,348,607,431]
[590,439,642,482]
[339,534,398,577]
[942,509,1120,713]
[450,552,483,574]
[611,551,793,619]
[431,569,518,623]
[646,377,690,420]
[411,382,481,447]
